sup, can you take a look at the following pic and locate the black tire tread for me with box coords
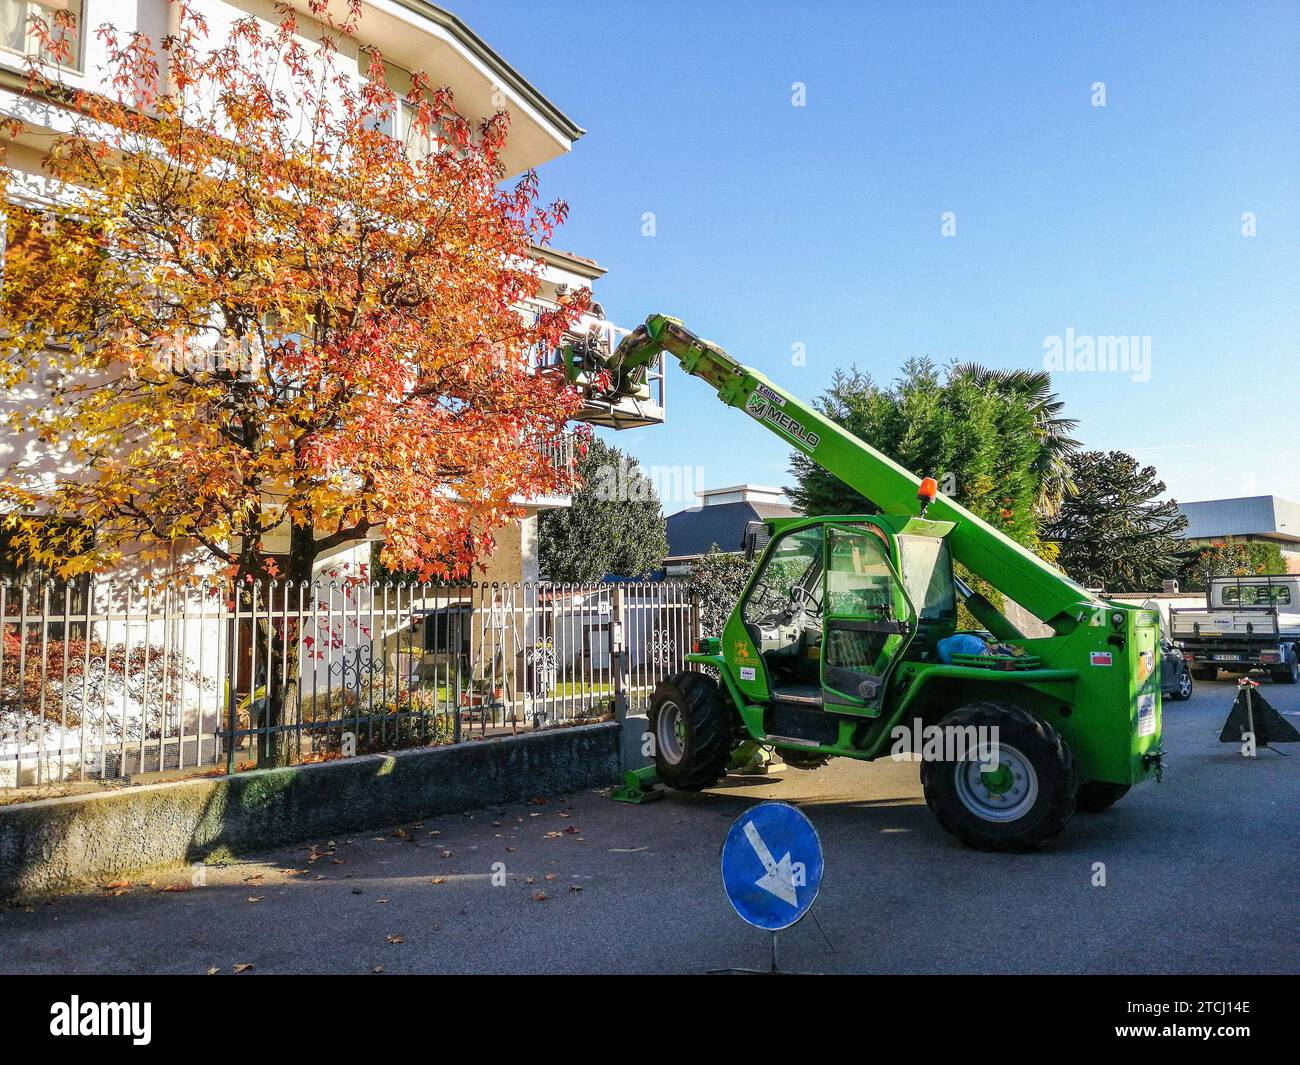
[919,700,1077,852]
[648,672,733,791]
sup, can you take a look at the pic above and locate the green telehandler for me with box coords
[566,314,1164,850]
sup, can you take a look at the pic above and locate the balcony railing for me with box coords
[532,431,577,495]
[524,302,667,430]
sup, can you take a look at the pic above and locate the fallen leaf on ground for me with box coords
[430,877,446,885]
[385,934,405,944]
[544,873,557,881]
[206,967,220,975]
[234,963,254,974]
[246,896,264,903]
[372,965,384,974]
[532,892,548,901]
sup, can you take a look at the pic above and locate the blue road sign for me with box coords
[720,801,823,931]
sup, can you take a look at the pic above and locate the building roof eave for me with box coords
[393,1,585,142]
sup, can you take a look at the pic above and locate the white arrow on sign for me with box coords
[743,819,798,907]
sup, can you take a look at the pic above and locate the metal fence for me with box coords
[0,578,699,788]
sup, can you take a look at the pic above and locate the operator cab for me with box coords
[741,518,957,715]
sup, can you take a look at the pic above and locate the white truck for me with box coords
[1169,574,1300,683]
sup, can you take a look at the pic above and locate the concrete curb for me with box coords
[0,721,621,899]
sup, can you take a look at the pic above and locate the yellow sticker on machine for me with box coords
[1137,648,1155,686]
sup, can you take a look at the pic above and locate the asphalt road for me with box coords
[2,677,1297,975]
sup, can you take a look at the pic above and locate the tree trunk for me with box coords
[256,523,317,768]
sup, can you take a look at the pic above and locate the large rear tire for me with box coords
[647,672,734,791]
[920,701,1077,851]
[1076,781,1130,812]
[1270,653,1298,684]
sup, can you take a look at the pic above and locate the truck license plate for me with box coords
[1213,654,1239,662]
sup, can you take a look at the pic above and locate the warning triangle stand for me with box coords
[1219,677,1300,751]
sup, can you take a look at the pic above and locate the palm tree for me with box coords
[952,364,1080,517]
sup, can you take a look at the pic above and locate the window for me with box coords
[364,54,445,161]
[822,526,907,707]
[897,535,956,621]
[0,1,82,69]
[742,526,823,629]
[825,526,895,616]
[0,520,91,621]
[1222,584,1292,606]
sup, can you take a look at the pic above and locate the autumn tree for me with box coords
[538,436,667,582]
[0,0,587,588]
[1044,450,1187,592]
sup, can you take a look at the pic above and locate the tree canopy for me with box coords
[539,436,667,582]
[788,359,1069,554]
[686,545,754,638]
[0,1,586,584]
[1044,450,1188,592]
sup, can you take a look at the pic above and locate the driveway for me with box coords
[2,677,1296,974]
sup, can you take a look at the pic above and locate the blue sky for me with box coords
[455,0,1299,513]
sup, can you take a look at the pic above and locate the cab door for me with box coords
[820,524,917,713]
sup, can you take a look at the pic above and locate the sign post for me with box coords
[717,801,824,973]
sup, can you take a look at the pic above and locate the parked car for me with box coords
[1161,639,1193,701]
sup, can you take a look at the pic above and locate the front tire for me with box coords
[647,672,734,791]
[920,701,1077,851]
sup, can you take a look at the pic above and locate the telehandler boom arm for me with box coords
[603,314,1100,631]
